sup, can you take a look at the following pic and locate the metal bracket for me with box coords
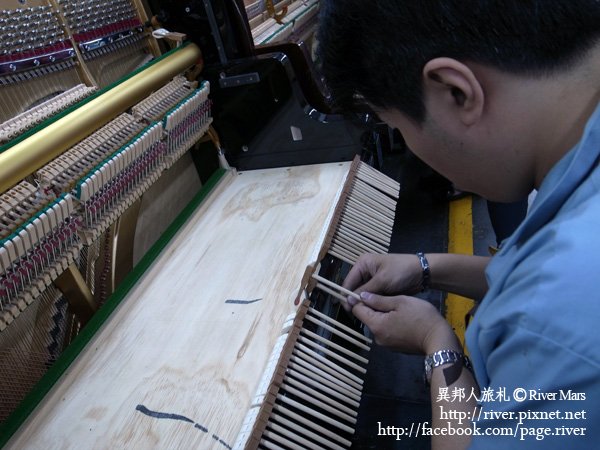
[201,0,260,88]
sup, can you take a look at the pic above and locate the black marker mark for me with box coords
[219,439,233,449]
[212,435,232,448]
[136,404,232,449]
[136,405,193,423]
[225,298,262,305]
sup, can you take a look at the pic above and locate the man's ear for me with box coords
[422,58,484,126]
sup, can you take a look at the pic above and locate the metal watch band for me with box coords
[416,251,430,291]
[424,349,472,385]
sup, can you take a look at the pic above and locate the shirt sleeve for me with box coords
[466,188,600,448]
[468,323,597,449]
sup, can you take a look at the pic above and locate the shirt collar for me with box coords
[516,102,600,243]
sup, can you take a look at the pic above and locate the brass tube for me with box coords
[0,43,202,194]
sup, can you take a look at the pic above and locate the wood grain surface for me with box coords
[7,162,351,449]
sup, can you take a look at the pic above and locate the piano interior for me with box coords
[0,1,445,449]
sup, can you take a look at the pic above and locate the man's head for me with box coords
[318,1,600,200]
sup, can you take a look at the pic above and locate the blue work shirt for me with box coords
[466,102,600,448]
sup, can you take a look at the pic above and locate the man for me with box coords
[318,1,600,449]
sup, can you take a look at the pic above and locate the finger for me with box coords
[346,276,384,307]
[358,292,399,312]
[340,296,352,313]
[341,253,377,291]
[351,277,384,299]
[351,301,382,328]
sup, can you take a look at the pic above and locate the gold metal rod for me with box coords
[0,43,202,194]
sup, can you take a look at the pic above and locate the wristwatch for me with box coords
[424,349,472,385]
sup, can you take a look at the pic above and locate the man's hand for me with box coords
[350,292,459,355]
[342,253,424,300]
[343,252,491,303]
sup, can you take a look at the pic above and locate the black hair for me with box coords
[318,0,600,122]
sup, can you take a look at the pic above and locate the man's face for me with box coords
[378,108,532,202]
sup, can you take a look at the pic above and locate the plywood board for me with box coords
[7,161,351,449]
